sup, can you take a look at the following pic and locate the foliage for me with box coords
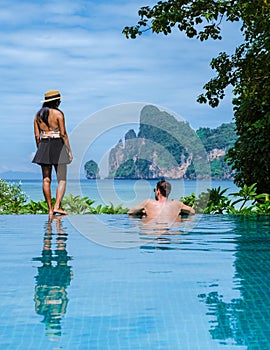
[1,179,269,216]
[185,122,236,179]
[84,160,99,179]
[181,184,270,215]
[229,183,268,211]
[123,1,270,193]
[110,105,235,179]
[210,157,233,180]
[62,194,95,214]
[115,159,136,178]
[0,180,129,215]
[125,129,137,140]
[21,199,51,214]
[61,194,129,214]
[200,186,231,214]
[0,179,28,214]
[138,106,186,166]
[179,192,196,207]
[89,202,129,215]
[197,123,237,153]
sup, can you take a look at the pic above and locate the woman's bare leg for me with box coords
[53,164,67,215]
[41,165,53,215]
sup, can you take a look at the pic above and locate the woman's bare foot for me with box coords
[53,208,68,216]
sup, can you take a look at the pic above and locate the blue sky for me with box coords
[0,0,243,175]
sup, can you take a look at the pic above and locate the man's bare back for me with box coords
[128,180,195,222]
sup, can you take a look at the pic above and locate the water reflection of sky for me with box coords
[0,214,270,349]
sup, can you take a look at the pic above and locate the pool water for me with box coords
[0,214,270,350]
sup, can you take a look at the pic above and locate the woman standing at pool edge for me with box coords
[32,90,73,216]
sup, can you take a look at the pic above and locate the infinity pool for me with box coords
[0,214,270,349]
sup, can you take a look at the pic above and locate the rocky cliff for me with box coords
[107,105,237,180]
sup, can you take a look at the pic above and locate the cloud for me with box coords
[0,0,242,173]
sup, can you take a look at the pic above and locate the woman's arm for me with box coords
[57,112,73,162]
[33,116,40,148]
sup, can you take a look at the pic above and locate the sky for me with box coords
[0,0,243,175]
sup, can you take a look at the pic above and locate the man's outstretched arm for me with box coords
[180,202,195,215]
[128,200,149,216]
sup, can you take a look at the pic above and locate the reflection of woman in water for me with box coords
[32,90,73,216]
[33,216,72,340]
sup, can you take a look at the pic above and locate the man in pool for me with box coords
[128,180,195,222]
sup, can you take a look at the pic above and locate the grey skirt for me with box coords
[32,138,70,165]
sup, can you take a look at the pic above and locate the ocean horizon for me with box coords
[4,178,239,206]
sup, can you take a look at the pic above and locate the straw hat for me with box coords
[41,90,63,103]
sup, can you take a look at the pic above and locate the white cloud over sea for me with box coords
[0,0,242,174]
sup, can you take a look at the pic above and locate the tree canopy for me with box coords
[123,0,270,193]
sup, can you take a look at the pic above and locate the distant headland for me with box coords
[85,105,237,180]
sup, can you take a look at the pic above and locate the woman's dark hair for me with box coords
[37,99,61,127]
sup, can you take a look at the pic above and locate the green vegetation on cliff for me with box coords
[108,105,236,180]
[197,123,237,153]
[196,123,237,179]
[138,105,187,166]
[84,160,100,179]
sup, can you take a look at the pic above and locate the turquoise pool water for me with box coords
[0,214,270,349]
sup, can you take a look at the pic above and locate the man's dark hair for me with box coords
[156,180,171,198]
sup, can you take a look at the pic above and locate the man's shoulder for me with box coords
[169,199,183,207]
[144,199,156,206]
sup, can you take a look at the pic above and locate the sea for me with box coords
[7,178,239,206]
